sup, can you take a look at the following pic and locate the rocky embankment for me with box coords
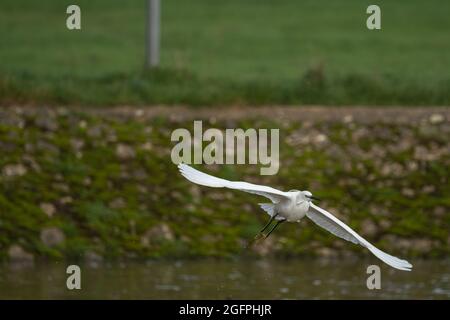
[0,106,449,262]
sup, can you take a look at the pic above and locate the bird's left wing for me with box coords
[178,163,290,203]
[307,203,413,271]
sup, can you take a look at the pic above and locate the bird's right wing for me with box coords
[178,163,290,203]
[307,203,412,271]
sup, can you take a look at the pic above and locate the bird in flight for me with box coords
[178,163,412,271]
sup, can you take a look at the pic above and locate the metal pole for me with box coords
[146,0,160,68]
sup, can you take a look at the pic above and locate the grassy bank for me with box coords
[1,0,450,106]
[0,107,448,261]
[2,68,450,106]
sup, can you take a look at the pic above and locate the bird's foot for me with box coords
[254,233,265,241]
[246,233,266,248]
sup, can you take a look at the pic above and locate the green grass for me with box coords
[1,0,450,106]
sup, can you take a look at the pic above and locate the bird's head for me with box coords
[302,190,321,202]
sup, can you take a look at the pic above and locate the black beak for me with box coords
[310,196,321,201]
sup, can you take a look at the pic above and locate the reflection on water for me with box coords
[0,259,448,299]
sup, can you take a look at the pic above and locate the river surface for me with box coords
[0,259,448,299]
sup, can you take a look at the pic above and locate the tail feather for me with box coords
[259,203,275,217]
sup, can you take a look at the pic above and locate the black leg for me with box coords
[247,214,281,248]
[264,219,285,239]
[259,214,278,234]
[246,214,278,248]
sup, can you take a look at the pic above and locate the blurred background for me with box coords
[0,0,448,299]
[1,0,450,106]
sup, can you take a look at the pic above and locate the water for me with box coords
[0,259,448,299]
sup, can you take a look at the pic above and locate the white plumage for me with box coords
[178,163,412,271]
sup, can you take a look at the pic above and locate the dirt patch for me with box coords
[85,106,450,124]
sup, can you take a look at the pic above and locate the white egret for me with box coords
[178,163,412,271]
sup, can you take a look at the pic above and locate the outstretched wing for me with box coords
[178,163,289,203]
[307,203,412,271]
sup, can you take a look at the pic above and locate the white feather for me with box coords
[308,203,412,271]
[178,163,412,271]
[178,163,289,203]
